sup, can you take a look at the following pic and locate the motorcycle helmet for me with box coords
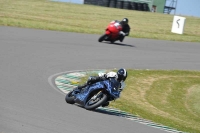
[117,68,127,82]
[120,18,129,25]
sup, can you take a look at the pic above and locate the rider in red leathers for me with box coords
[111,18,131,42]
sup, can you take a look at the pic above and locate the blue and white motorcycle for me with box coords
[65,77,121,110]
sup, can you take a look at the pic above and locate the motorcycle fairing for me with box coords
[74,81,105,105]
[105,29,111,35]
[105,22,122,40]
[103,78,120,99]
[74,79,120,106]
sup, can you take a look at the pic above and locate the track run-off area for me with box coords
[1,26,200,133]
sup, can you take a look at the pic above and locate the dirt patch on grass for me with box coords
[185,85,200,118]
[124,75,200,122]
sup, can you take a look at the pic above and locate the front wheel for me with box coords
[84,92,108,110]
[65,90,75,104]
[98,34,107,42]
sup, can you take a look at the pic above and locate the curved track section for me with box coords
[50,70,182,133]
[1,26,200,133]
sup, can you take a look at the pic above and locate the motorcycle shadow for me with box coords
[104,42,135,47]
[73,104,133,118]
[94,107,133,118]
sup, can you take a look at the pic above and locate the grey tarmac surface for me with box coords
[0,26,200,133]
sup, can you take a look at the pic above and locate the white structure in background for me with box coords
[171,16,186,34]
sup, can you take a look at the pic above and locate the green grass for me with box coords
[110,70,200,133]
[0,0,200,42]
[1,0,200,132]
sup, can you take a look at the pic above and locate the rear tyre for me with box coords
[84,93,108,110]
[98,34,107,42]
[65,90,75,104]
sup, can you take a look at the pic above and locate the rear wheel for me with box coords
[98,34,107,42]
[65,90,75,104]
[84,91,108,110]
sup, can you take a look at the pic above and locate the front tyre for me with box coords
[98,34,107,42]
[65,90,75,104]
[84,92,108,110]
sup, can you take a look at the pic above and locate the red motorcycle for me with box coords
[98,21,122,43]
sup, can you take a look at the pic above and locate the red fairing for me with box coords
[105,22,122,39]
[98,21,123,43]
[105,30,111,34]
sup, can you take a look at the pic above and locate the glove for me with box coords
[119,31,126,36]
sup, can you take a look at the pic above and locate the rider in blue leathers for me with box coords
[75,68,128,107]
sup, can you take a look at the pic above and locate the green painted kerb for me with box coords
[55,70,107,93]
[54,70,183,133]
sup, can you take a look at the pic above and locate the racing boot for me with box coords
[119,35,125,42]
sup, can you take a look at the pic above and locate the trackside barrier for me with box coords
[84,0,150,11]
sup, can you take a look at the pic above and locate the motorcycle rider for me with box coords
[74,68,128,107]
[110,18,131,42]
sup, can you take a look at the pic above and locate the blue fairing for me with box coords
[74,78,120,106]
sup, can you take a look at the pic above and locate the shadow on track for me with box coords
[72,103,133,118]
[93,107,135,118]
[102,42,135,47]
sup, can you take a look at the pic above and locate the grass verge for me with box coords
[0,0,200,42]
[110,69,200,133]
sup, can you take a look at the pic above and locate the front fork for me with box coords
[91,90,103,100]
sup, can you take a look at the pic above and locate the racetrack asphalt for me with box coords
[0,26,200,133]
